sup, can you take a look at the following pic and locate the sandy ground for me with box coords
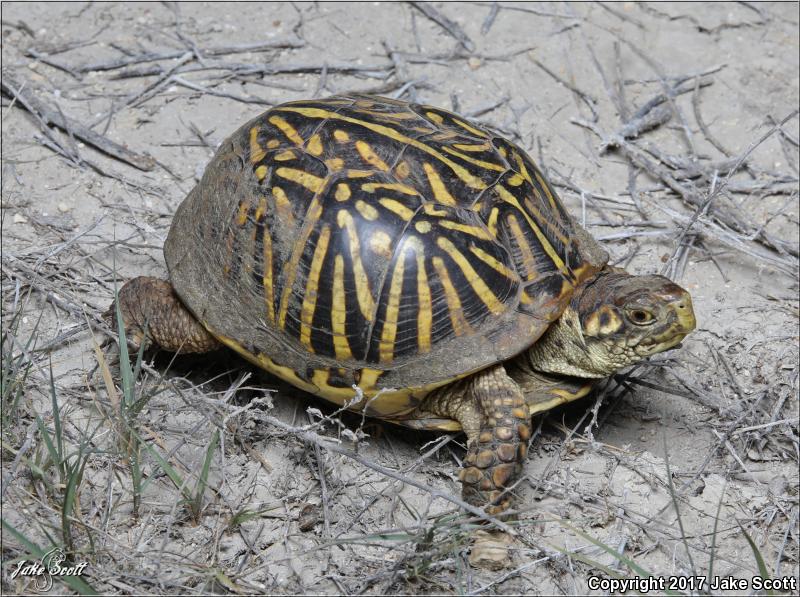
[1,1,798,595]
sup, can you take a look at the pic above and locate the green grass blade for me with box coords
[132,425,192,503]
[113,291,134,406]
[48,359,64,470]
[35,416,60,483]
[62,453,89,554]
[192,429,220,517]
[738,522,773,596]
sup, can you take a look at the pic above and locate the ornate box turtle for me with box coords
[112,94,695,515]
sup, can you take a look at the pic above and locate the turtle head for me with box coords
[527,269,696,378]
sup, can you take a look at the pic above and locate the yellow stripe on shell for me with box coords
[331,254,352,360]
[269,115,304,146]
[506,212,538,281]
[355,200,379,220]
[250,127,266,163]
[336,210,375,321]
[423,163,457,206]
[326,158,344,171]
[441,146,505,171]
[267,139,281,149]
[271,186,295,227]
[335,183,351,201]
[306,134,323,156]
[333,129,350,142]
[432,256,470,336]
[438,220,492,240]
[412,239,432,353]
[394,160,410,179]
[453,142,492,152]
[512,152,533,185]
[469,245,518,280]
[436,236,505,315]
[274,150,296,161]
[414,220,431,234]
[451,117,489,138]
[533,168,560,213]
[262,217,275,323]
[487,206,500,237]
[275,167,324,193]
[507,173,524,186]
[236,201,250,226]
[521,194,569,254]
[255,165,268,181]
[355,140,390,171]
[496,185,567,276]
[347,169,376,178]
[425,111,444,124]
[378,244,407,363]
[299,224,331,351]
[255,196,267,221]
[275,106,488,190]
[379,198,415,220]
[278,197,323,328]
[361,182,418,195]
[368,230,393,257]
[422,204,448,217]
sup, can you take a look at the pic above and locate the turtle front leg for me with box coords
[106,276,221,354]
[424,365,531,515]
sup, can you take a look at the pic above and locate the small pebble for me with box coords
[468,57,482,70]
[58,202,71,213]
[13,213,27,224]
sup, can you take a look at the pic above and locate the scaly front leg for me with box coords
[424,365,532,515]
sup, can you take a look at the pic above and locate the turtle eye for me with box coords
[627,308,655,326]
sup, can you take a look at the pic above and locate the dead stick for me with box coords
[78,38,305,72]
[409,1,475,52]
[1,71,156,171]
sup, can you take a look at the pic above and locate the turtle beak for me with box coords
[657,284,696,336]
[654,282,697,341]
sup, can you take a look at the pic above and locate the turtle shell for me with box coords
[164,94,608,426]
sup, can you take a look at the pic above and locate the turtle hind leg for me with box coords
[424,365,531,515]
[106,276,221,354]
